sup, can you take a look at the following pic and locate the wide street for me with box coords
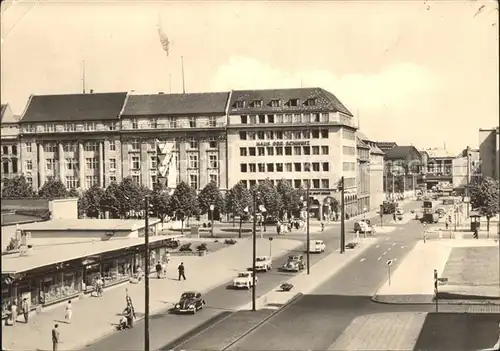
[80,200,423,351]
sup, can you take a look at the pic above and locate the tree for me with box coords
[470,176,499,235]
[255,179,282,221]
[226,182,252,238]
[168,182,198,234]
[38,178,68,199]
[151,182,170,223]
[80,184,105,218]
[118,177,145,218]
[68,188,80,197]
[1,175,34,198]
[276,179,302,219]
[197,181,224,220]
[100,182,122,219]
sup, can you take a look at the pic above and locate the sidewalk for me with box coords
[372,239,500,305]
[1,238,302,351]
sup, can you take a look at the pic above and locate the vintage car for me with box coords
[232,272,257,289]
[281,255,306,272]
[173,291,205,314]
[354,220,373,233]
[253,256,272,272]
[309,240,326,253]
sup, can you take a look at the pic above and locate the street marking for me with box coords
[360,258,366,262]
[392,243,396,246]
[382,251,387,256]
[376,245,380,248]
[377,256,382,260]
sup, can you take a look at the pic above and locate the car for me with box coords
[354,220,372,233]
[309,240,326,253]
[281,255,306,272]
[252,256,272,272]
[173,291,205,314]
[232,272,257,289]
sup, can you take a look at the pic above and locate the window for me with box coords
[64,124,76,132]
[276,131,283,139]
[293,131,301,139]
[312,130,320,138]
[304,162,311,172]
[253,100,263,108]
[343,129,355,140]
[268,115,275,123]
[267,147,274,156]
[109,140,116,151]
[235,100,245,108]
[151,175,157,186]
[303,130,311,139]
[241,115,248,124]
[284,114,292,123]
[303,146,310,155]
[44,124,56,133]
[321,113,329,122]
[312,163,320,172]
[294,179,301,188]
[168,117,177,128]
[240,148,247,156]
[189,138,198,149]
[66,176,79,189]
[265,131,273,140]
[208,116,217,127]
[343,162,351,172]
[240,164,248,172]
[11,145,17,155]
[25,160,32,171]
[285,163,292,172]
[258,163,265,172]
[312,146,319,155]
[294,163,302,172]
[189,117,196,128]
[66,158,78,170]
[284,131,292,139]
[84,141,98,152]
[276,147,283,156]
[249,163,256,172]
[83,122,96,131]
[131,139,140,151]
[313,179,320,189]
[285,147,292,156]
[258,115,265,124]
[276,163,283,172]
[209,136,217,148]
[188,154,198,168]
[293,147,301,155]
[275,114,283,123]
[248,132,256,140]
[110,176,117,183]
[2,160,8,174]
[249,115,257,124]
[312,113,320,123]
[128,156,138,170]
[209,174,218,184]
[293,114,301,124]
[307,98,316,106]
[302,113,311,123]
[321,146,329,155]
[248,147,256,156]
[86,158,98,170]
[209,154,218,168]
[12,160,17,173]
[343,146,355,155]
[132,119,138,129]
[85,175,99,188]
[26,142,32,153]
[321,129,328,138]
[322,162,330,172]
[267,163,274,172]
[258,147,265,156]
[249,180,256,187]
[108,122,117,130]
[149,119,158,129]
[321,179,329,189]
[63,143,76,152]
[26,177,33,187]
[189,174,198,189]
[150,156,157,169]
[239,131,247,140]
[46,159,56,171]
[257,131,265,140]
[132,175,140,183]
[289,99,299,106]
[270,99,280,107]
[23,125,35,133]
[45,143,57,153]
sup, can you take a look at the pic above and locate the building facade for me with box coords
[225,88,358,219]
[356,136,370,212]
[358,132,385,210]
[420,147,456,190]
[383,146,423,196]
[479,127,499,181]
[452,147,481,194]
[1,104,21,184]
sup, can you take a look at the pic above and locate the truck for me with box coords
[421,200,439,223]
[382,201,398,214]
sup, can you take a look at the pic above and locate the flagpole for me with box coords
[82,60,86,94]
[181,56,186,94]
[169,74,172,94]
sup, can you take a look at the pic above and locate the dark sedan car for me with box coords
[173,291,205,314]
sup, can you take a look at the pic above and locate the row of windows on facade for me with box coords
[2,159,18,174]
[23,138,219,154]
[239,161,356,173]
[239,176,356,190]
[239,112,329,125]
[1,145,18,155]
[238,128,356,141]
[240,145,355,157]
[235,97,318,109]
[21,116,221,134]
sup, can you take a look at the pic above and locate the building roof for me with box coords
[20,218,160,232]
[356,136,370,149]
[356,131,370,141]
[422,147,456,159]
[122,92,230,116]
[0,103,19,123]
[369,144,385,155]
[1,235,175,274]
[376,141,398,151]
[384,145,421,160]
[228,87,353,116]
[20,92,128,123]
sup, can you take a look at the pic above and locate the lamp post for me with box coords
[300,193,311,275]
[268,237,273,257]
[340,176,346,254]
[251,191,257,311]
[209,204,215,237]
[144,196,151,351]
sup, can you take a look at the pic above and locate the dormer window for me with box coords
[306,98,317,106]
[270,99,281,107]
[235,100,245,109]
[289,99,299,107]
[252,100,263,108]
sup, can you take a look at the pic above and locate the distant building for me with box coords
[452,147,480,194]
[420,147,456,190]
[478,127,499,181]
[1,103,21,183]
[357,132,385,211]
[383,145,423,195]
[375,141,398,153]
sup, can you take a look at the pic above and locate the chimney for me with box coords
[90,89,94,93]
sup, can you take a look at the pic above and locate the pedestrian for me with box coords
[22,297,29,323]
[321,221,325,232]
[52,324,60,351]
[392,213,396,222]
[473,227,479,239]
[178,262,186,281]
[64,300,72,324]
[445,221,449,230]
[124,305,134,328]
[136,265,144,281]
[161,261,167,278]
[95,276,103,297]
[10,300,17,326]
[155,261,162,279]
[276,221,281,235]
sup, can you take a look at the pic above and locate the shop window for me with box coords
[40,272,79,305]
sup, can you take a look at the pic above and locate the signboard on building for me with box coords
[256,141,310,147]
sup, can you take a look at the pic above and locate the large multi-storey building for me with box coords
[225,88,358,219]
[452,146,480,194]
[479,127,499,181]
[357,132,385,210]
[1,104,21,184]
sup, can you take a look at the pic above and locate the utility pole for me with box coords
[306,183,310,274]
[144,196,150,351]
[252,191,257,311]
[340,176,345,254]
[181,56,186,94]
[466,148,470,218]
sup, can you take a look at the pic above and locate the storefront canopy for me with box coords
[1,235,181,274]
[19,218,161,232]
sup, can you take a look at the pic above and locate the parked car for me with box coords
[165,239,181,249]
[252,256,272,272]
[173,291,205,314]
[281,255,306,272]
[232,272,257,289]
[354,220,372,233]
[309,240,326,253]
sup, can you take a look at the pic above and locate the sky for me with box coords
[1,0,498,154]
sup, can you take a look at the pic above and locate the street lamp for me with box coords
[260,206,267,233]
[251,191,259,311]
[209,204,215,237]
[268,237,273,257]
[300,192,311,275]
[143,196,152,351]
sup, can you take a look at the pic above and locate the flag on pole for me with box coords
[157,13,171,56]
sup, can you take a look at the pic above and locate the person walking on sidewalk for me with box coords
[156,262,162,279]
[52,324,60,351]
[178,262,186,281]
[445,220,449,230]
[22,297,29,323]
[64,300,72,324]
[9,300,17,326]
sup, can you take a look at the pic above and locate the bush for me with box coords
[6,237,19,251]
[179,243,193,252]
[224,239,237,245]
[197,243,208,251]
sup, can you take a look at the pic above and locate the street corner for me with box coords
[328,312,427,351]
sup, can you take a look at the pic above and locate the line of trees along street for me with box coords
[469,176,500,234]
